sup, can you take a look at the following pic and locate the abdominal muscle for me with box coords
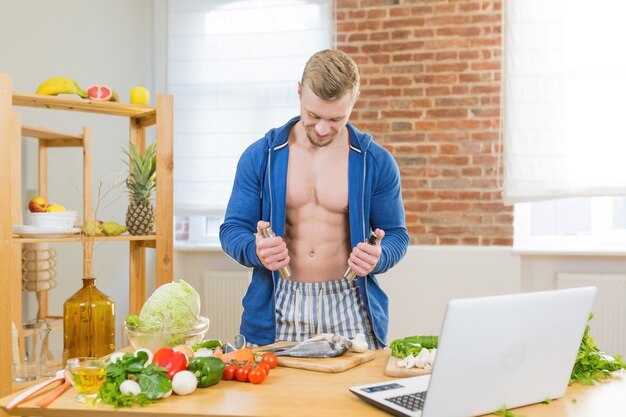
[284,204,351,282]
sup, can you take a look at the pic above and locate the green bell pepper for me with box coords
[187,356,225,388]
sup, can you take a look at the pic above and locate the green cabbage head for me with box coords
[138,279,201,333]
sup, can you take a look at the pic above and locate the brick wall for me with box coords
[336,0,512,246]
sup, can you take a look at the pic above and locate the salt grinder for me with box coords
[262,226,292,279]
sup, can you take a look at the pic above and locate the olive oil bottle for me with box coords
[63,278,115,358]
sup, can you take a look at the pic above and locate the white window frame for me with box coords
[514,197,626,254]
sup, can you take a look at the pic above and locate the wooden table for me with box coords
[1,350,624,417]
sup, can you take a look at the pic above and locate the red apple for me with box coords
[28,196,49,213]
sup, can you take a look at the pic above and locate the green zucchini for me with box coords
[389,335,439,358]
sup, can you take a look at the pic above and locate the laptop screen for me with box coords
[350,287,596,417]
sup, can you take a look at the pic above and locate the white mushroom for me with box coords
[350,333,369,353]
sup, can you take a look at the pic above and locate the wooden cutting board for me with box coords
[256,342,375,373]
[384,353,432,378]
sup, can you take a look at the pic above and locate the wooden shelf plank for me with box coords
[12,92,156,125]
[22,125,84,147]
[142,239,157,249]
[11,234,157,244]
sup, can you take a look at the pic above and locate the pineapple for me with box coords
[125,141,157,235]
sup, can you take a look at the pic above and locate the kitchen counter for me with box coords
[1,350,624,417]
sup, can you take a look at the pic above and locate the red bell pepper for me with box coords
[152,347,188,379]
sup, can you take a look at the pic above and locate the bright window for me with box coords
[168,0,332,211]
[504,0,626,252]
[162,0,332,244]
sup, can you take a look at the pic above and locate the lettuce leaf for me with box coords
[138,279,201,333]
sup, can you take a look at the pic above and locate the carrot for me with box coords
[214,348,254,364]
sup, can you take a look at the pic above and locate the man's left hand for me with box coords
[346,228,385,277]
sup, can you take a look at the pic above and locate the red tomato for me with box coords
[256,361,271,375]
[235,364,252,382]
[261,352,278,369]
[248,366,267,384]
[222,364,237,380]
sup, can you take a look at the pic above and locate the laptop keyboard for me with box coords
[386,391,427,412]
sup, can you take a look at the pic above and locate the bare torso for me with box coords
[284,121,351,282]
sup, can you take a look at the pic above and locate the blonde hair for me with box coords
[301,49,360,101]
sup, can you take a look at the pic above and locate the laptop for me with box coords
[350,286,596,417]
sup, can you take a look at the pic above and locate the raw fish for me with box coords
[269,333,352,358]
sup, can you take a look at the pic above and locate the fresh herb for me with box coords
[494,405,525,417]
[542,398,552,404]
[99,351,172,408]
[570,314,626,385]
[389,335,439,358]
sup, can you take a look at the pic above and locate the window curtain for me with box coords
[503,0,626,204]
[167,0,332,212]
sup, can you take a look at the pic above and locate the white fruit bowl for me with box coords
[28,211,78,229]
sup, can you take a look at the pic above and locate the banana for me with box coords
[36,77,88,98]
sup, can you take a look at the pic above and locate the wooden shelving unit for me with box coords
[21,123,92,317]
[0,73,174,396]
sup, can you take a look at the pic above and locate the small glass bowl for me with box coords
[66,357,107,403]
[122,316,210,352]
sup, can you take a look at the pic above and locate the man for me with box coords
[220,49,409,349]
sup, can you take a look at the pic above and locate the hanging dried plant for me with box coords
[70,173,124,278]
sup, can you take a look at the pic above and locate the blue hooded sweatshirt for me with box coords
[219,116,409,347]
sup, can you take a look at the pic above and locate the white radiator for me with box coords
[200,270,251,341]
[556,272,626,356]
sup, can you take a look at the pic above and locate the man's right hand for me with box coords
[255,221,290,272]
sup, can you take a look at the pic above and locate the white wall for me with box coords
[378,246,521,341]
[176,245,626,355]
[380,248,626,343]
[520,254,626,292]
[175,245,523,343]
[0,0,156,348]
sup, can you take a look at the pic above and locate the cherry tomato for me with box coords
[256,361,271,375]
[261,352,278,369]
[248,366,267,384]
[222,363,237,380]
[235,364,252,382]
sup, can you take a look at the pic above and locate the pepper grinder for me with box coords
[262,226,292,279]
[344,232,379,280]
